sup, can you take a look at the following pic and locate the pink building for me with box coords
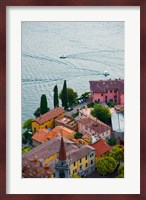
[89,79,124,104]
[78,117,111,142]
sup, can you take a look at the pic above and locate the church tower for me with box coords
[55,136,70,178]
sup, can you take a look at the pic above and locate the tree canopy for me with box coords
[96,156,117,176]
[109,145,124,165]
[67,88,78,106]
[74,132,83,139]
[53,85,59,108]
[59,81,78,108]
[22,118,33,130]
[59,80,68,109]
[91,104,111,123]
[117,163,124,178]
[40,94,49,115]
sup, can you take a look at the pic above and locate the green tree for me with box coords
[22,118,33,130]
[40,94,48,115]
[107,101,116,107]
[34,107,41,117]
[96,157,117,176]
[59,80,68,109]
[107,137,117,146]
[22,118,33,143]
[53,85,59,108]
[117,163,124,178]
[67,88,78,106]
[22,146,32,154]
[91,104,111,123]
[72,174,81,178]
[74,132,83,139]
[109,145,124,165]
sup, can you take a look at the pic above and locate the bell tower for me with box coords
[55,137,70,178]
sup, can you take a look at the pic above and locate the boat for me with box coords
[59,55,67,59]
[103,71,109,76]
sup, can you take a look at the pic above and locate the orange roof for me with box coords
[32,126,75,144]
[32,107,65,125]
[32,129,50,143]
[48,126,75,140]
[90,139,112,157]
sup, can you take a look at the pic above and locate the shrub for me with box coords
[74,132,83,139]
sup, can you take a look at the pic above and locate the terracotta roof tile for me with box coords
[89,79,124,93]
[32,107,65,125]
[90,139,112,157]
[78,117,110,134]
[32,129,49,143]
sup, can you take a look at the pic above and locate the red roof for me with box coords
[90,139,112,157]
[32,129,50,143]
[32,107,65,125]
[89,79,124,93]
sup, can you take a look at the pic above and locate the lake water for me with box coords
[22,21,124,123]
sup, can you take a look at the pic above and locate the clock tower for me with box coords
[55,136,70,178]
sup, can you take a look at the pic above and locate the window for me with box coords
[86,163,88,167]
[86,156,88,160]
[101,93,103,96]
[110,90,112,93]
[74,162,76,166]
[91,160,93,165]
[86,127,88,130]
[114,95,117,99]
[102,133,104,137]
[34,128,36,133]
[105,96,107,99]
[114,89,117,93]
[80,165,82,170]
[45,125,48,129]
[98,99,100,102]
[106,90,108,93]
[106,131,108,135]
[80,159,82,163]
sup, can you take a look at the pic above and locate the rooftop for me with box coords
[111,111,124,132]
[32,107,65,125]
[78,117,110,134]
[89,79,124,93]
[90,139,112,157]
[32,128,50,143]
[22,136,95,176]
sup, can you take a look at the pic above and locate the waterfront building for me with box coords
[32,107,65,133]
[89,79,124,104]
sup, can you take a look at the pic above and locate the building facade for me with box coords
[78,117,111,143]
[22,136,96,178]
[89,79,124,104]
[32,107,65,133]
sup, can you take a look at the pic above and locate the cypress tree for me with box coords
[40,94,48,115]
[62,80,68,109]
[53,85,59,108]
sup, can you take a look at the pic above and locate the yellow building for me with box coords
[22,136,96,178]
[32,107,65,133]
